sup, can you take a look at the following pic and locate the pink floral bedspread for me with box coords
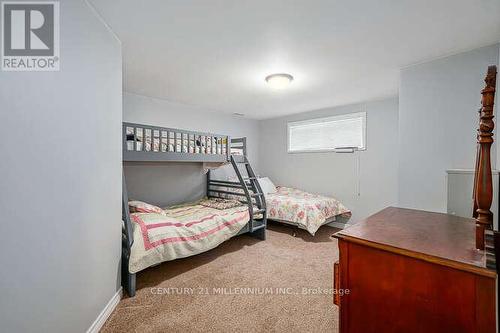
[266,187,351,235]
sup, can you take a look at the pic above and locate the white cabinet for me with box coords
[446,169,499,230]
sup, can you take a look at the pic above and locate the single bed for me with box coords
[222,137,351,235]
[128,200,251,274]
[219,176,351,235]
[264,183,351,235]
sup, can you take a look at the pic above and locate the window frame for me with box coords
[286,111,367,153]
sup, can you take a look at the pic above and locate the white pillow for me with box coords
[257,177,277,194]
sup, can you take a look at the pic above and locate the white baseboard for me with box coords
[86,287,122,333]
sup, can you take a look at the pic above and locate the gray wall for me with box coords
[258,98,399,223]
[124,162,206,207]
[0,1,122,332]
[398,44,499,212]
[123,92,260,206]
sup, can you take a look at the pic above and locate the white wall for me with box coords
[258,97,399,223]
[0,1,122,332]
[398,44,499,212]
[123,92,260,206]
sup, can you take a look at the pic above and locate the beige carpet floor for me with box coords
[101,222,340,333]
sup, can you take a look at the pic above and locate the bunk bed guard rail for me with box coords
[123,122,231,162]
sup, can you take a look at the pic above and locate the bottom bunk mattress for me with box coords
[266,186,351,235]
[129,202,250,273]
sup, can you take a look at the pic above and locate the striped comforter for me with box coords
[129,202,250,273]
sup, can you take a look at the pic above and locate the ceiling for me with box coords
[90,0,500,119]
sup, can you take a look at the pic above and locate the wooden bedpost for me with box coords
[474,65,497,251]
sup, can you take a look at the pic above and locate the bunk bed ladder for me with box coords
[230,155,267,240]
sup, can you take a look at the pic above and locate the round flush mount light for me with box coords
[265,73,294,89]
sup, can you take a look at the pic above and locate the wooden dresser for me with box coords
[333,207,496,333]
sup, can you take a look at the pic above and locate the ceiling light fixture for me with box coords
[265,73,293,89]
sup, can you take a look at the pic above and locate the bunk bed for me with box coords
[122,123,267,297]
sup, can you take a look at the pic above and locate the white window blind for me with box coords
[287,112,366,153]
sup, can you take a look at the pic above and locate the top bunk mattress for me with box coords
[129,201,250,273]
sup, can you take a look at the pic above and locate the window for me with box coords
[287,112,366,153]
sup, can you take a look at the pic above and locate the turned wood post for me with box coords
[475,66,497,250]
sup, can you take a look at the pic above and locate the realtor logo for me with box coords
[1,1,59,71]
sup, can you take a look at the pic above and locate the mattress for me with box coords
[266,186,351,235]
[129,201,250,273]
